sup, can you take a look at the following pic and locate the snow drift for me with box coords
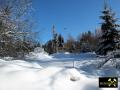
[25,47,53,60]
[0,51,119,90]
[0,58,98,90]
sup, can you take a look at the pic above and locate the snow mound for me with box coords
[26,47,53,60]
[64,52,70,54]
[34,47,45,53]
[0,63,98,90]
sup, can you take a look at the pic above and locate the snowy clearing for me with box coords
[0,49,119,90]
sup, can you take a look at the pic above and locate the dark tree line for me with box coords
[44,26,98,54]
[64,31,98,53]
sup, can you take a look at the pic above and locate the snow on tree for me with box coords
[96,0,120,55]
[0,0,37,57]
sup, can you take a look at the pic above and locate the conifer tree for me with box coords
[96,0,119,55]
[58,34,64,47]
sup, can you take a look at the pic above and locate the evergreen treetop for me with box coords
[96,0,120,55]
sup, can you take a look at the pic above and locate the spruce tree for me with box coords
[96,1,119,55]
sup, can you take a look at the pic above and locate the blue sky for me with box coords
[32,0,120,44]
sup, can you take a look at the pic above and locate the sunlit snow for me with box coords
[0,48,119,90]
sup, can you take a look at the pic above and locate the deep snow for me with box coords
[0,48,119,90]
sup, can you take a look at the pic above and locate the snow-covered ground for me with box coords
[0,48,119,90]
